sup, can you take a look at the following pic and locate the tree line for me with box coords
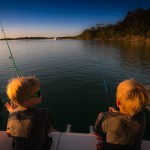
[77,8,150,40]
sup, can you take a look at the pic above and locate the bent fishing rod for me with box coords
[0,21,20,78]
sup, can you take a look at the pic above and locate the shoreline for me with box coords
[0,35,150,42]
[76,35,150,43]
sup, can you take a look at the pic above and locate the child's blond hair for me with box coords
[116,79,149,116]
[7,76,40,106]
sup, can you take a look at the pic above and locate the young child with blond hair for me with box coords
[94,79,149,150]
[5,76,55,150]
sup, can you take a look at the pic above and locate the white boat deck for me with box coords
[0,131,149,150]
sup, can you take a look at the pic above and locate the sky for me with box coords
[0,0,150,38]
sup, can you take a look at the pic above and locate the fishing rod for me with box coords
[101,68,111,108]
[0,21,20,78]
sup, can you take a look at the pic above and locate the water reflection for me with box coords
[0,40,149,132]
[113,42,150,79]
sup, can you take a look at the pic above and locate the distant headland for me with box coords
[0,36,73,40]
[76,8,150,42]
[1,8,150,42]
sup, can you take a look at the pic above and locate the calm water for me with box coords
[0,39,150,133]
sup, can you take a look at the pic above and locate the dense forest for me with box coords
[77,8,150,41]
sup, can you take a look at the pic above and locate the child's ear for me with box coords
[116,99,121,107]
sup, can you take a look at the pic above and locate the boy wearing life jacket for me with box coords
[5,76,55,150]
[94,79,149,150]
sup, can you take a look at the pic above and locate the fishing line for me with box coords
[100,66,111,108]
[55,133,62,150]
[0,21,20,78]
